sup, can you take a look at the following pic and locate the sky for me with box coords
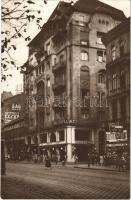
[1,0,130,95]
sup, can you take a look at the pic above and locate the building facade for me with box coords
[103,17,130,154]
[23,0,126,162]
[2,93,28,158]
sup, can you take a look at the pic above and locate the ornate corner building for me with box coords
[6,0,127,162]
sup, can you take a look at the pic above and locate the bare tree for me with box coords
[1,0,47,81]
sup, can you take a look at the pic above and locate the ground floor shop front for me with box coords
[4,125,108,163]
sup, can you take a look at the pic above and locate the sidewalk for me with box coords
[6,160,129,172]
[74,164,119,171]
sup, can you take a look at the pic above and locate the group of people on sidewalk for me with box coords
[7,149,129,172]
[77,151,130,171]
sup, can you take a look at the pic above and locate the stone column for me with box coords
[66,126,75,162]
[47,133,50,143]
[37,134,41,144]
[91,129,95,144]
[56,131,59,142]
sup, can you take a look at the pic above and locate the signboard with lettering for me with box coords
[106,128,128,142]
[5,112,20,124]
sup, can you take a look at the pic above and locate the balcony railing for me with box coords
[52,61,66,72]
[52,80,66,90]
[53,119,65,126]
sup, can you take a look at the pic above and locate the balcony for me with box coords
[52,80,66,91]
[53,119,66,126]
[52,61,66,73]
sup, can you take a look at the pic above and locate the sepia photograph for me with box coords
[1,0,130,199]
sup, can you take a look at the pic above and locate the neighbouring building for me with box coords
[1,91,13,129]
[2,93,28,159]
[23,0,126,162]
[103,17,130,155]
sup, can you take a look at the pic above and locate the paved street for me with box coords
[1,162,130,199]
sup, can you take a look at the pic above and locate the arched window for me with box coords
[81,51,88,61]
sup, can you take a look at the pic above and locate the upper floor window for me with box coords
[46,43,50,55]
[30,73,33,82]
[42,64,44,73]
[112,73,117,90]
[36,68,38,76]
[111,45,116,61]
[97,92,105,105]
[60,55,64,64]
[120,70,126,89]
[97,32,104,44]
[97,50,103,62]
[54,57,57,65]
[80,31,89,43]
[81,51,88,61]
[81,40,88,46]
[119,41,124,56]
[98,70,105,83]
[46,61,50,70]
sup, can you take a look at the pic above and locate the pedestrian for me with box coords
[87,153,90,167]
[61,155,66,166]
[100,155,104,166]
[54,154,58,165]
[74,154,78,165]
[45,155,51,169]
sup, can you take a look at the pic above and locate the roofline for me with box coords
[28,0,127,47]
[103,17,130,45]
[3,93,25,102]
